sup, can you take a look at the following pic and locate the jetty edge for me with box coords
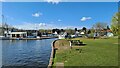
[48,40,57,68]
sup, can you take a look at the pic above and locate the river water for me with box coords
[1,39,56,68]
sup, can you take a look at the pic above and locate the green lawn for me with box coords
[53,37,118,67]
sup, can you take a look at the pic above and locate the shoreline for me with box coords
[0,37,57,40]
[48,40,57,68]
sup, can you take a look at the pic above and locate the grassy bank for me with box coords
[53,37,118,67]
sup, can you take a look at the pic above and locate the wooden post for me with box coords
[69,41,72,49]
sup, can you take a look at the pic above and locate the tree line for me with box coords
[1,12,119,37]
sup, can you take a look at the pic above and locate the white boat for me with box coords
[0,36,9,40]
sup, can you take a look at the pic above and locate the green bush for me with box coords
[87,33,94,38]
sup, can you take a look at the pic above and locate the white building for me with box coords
[53,31,58,35]
[107,32,113,37]
[10,32,27,38]
[4,31,27,38]
[58,32,67,39]
[58,35,65,39]
[80,32,85,35]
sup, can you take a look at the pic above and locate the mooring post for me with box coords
[69,41,72,49]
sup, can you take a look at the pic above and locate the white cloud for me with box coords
[32,12,42,17]
[0,0,5,2]
[44,0,61,4]
[38,23,46,26]
[62,26,83,29]
[13,22,85,30]
[80,17,92,21]
[58,19,62,22]
[13,22,56,30]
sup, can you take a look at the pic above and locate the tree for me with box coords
[65,29,75,35]
[92,22,107,36]
[39,29,46,33]
[93,22,107,30]
[75,28,77,31]
[107,25,110,30]
[52,29,56,33]
[91,27,95,33]
[61,29,64,32]
[111,12,119,35]
[82,27,87,34]
[87,29,91,34]
[52,29,60,34]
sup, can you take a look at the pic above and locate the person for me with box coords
[94,32,97,39]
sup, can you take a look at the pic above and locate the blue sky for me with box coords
[2,2,118,29]
[0,0,118,2]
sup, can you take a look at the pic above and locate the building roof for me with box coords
[10,32,27,34]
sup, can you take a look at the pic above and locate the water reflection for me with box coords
[2,39,56,68]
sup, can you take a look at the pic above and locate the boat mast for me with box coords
[2,14,4,36]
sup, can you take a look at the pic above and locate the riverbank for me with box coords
[52,38,118,67]
[0,37,57,40]
[48,40,57,68]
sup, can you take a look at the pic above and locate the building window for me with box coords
[12,34,15,37]
[16,34,20,38]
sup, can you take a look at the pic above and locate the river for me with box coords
[1,39,56,68]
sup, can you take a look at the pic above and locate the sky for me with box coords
[1,2,118,30]
[0,0,119,2]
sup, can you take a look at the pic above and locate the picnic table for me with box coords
[69,40,83,45]
[68,40,84,53]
